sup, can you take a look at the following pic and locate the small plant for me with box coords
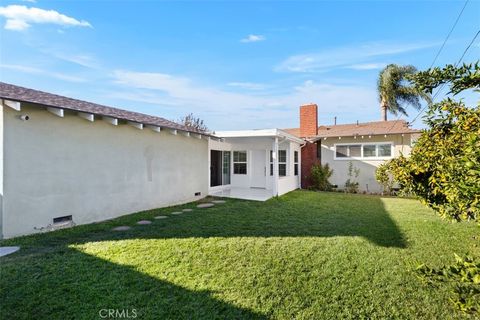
[310,163,333,191]
[344,161,360,193]
[375,163,395,195]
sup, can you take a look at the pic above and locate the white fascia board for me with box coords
[103,116,118,126]
[78,112,94,122]
[2,99,21,111]
[128,121,143,129]
[146,125,161,132]
[47,107,64,117]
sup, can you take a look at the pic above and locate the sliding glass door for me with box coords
[210,150,231,187]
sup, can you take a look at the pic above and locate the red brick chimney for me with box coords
[299,103,319,189]
[300,103,318,137]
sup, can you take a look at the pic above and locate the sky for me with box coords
[0,0,479,131]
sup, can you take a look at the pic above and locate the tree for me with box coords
[179,113,209,133]
[377,64,432,121]
[383,62,480,221]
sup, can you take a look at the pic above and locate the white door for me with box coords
[251,150,266,188]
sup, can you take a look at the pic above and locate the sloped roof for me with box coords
[284,120,420,139]
[0,82,205,134]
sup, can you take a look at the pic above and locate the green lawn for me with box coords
[1,191,478,319]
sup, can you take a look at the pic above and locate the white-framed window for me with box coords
[233,151,247,174]
[270,150,287,177]
[334,142,393,160]
[294,151,299,176]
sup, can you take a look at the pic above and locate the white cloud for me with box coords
[227,82,266,90]
[111,70,378,130]
[0,5,92,31]
[0,63,86,82]
[346,63,388,70]
[240,34,265,43]
[275,42,436,72]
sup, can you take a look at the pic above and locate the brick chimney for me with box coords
[300,103,318,137]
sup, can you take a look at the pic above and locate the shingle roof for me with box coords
[0,82,205,134]
[284,120,420,139]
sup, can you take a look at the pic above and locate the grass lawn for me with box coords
[1,191,479,319]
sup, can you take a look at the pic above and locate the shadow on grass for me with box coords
[0,246,266,320]
[0,191,407,319]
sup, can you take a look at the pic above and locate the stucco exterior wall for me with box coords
[2,104,208,238]
[320,134,413,193]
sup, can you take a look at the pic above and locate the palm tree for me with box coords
[377,64,431,121]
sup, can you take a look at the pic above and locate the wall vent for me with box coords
[53,215,72,224]
[194,192,201,196]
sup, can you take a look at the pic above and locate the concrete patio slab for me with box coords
[0,246,20,257]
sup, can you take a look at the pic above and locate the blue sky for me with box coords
[0,0,479,130]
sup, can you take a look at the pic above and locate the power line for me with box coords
[384,0,471,133]
[409,29,480,125]
[429,0,469,69]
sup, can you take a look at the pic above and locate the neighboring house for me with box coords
[0,83,302,238]
[284,104,420,193]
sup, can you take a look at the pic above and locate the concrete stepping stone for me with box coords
[182,208,193,212]
[112,226,131,231]
[137,220,152,225]
[197,203,215,208]
[154,215,168,219]
[212,200,226,204]
[0,246,20,257]
[171,211,183,215]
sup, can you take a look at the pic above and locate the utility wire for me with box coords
[384,0,473,131]
[409,29,480,125]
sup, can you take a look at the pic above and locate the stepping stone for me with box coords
[0,246,20,257]
[182,208,193,212]
[112,226,131,231]
[171,211,183,215]
[137,220,152,225]
[154,215,168,219]
[197,203,215,208]
[212,200,226,204]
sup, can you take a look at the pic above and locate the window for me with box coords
[363,145,376,157]
[316,142,321,160]
[233,151,247,174]
[278,150,287,176]
[378,144,392,157]
[334,143,393,160]
[223,151,231,184]
[294,151,299,176]
[269,150,287,176]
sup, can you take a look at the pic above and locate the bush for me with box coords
[310,163,333,191]
[384,63,480,222]
[344,161,360,193]
[375,162,395,195]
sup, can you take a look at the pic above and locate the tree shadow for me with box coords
[5,191,407,249]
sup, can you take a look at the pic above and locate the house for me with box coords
[0,82,302,238]
[208,129,304,201]
[284,104,420,193]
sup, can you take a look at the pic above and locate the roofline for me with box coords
[215,128,305,144]
[309,130,422,142]
[1,95,217,138]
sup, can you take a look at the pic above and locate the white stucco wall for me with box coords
[320,134,413,193]
[2,104,208,238]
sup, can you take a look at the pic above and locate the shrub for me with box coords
[310,163,333,191]
[375,163,395,195]
[344,161,360,193]
[385,62,480,222]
